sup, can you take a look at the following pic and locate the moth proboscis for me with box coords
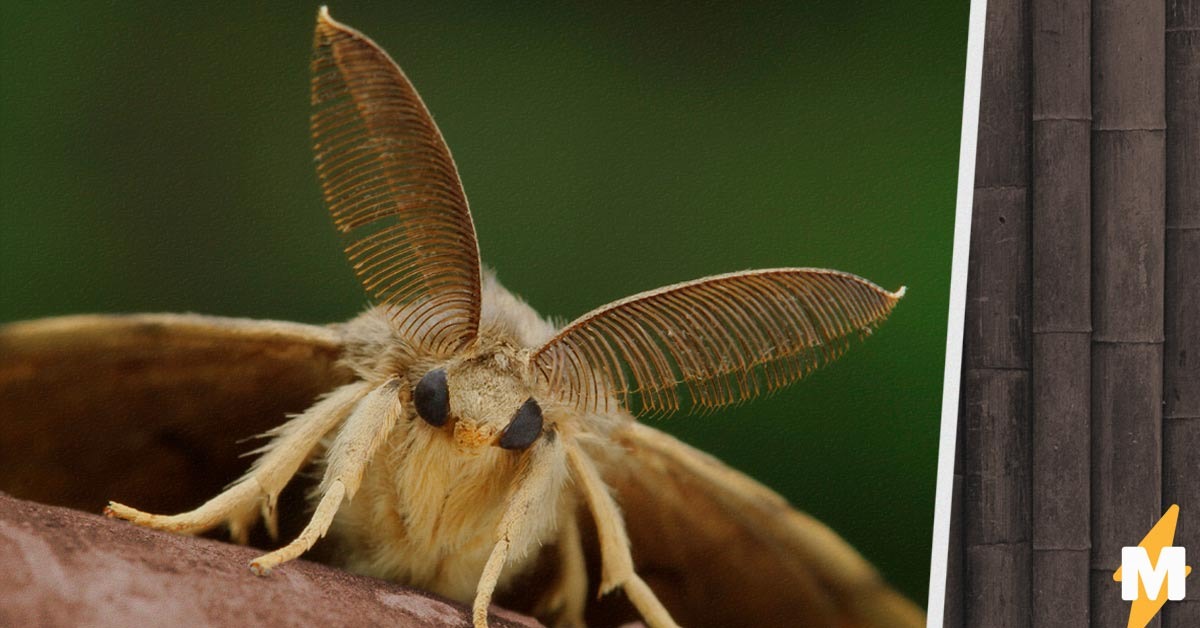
[0,7,924,628]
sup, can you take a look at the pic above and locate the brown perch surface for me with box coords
[0,493,541,628]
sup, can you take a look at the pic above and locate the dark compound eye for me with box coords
[499,398,543,450]
[413,368,450,427]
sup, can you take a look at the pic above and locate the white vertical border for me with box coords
[926,0,987,625]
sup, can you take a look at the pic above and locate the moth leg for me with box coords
[565,443,679,628]
[250,379,401,575]
[534,513,588,628]
[473,438,565,628]
[105,382,369,542]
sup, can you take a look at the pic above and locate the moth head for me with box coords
[409,345,546,453]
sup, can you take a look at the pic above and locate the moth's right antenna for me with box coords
[311,7,483,355]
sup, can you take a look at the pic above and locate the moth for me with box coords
[0,8,923,628]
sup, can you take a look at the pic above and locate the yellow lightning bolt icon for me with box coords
[1113,504,1192,628]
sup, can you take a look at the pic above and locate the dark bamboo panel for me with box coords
[1091,131,1166,342]
[1164,231,1200,548]
[965,544,1031,628]
[1092,343,1163,626]
[1163,232,1198,628]
[1030,334,1089,627]
[1166,25,1199,229]
[1163,601,1200,628]
[962,367,1030,626]
[1092,0,1166,130]
[1163,415,1200,575]
[1032,333,1090,549]
[954,0,1032,621]
[1090,569,1161,628]
[1164,7,1200,627]
[1163,242,1199,404]
[1164,5,1198,627]
[1165,8,1199,414]
[946,384,967,628]
[976,0,1030,188]
[957,0,1192,623]
[1028,2,1091,624]
[1090,2,1167,626]
[1090,342,1162,560]
[1168,0,1200,23]
[1031,0,1090,121]
[1032,121,1091,332]
[945,474,965,628]
[1091,2,1166,617]
[963,369,1032,545]
[1032,549,1089,626]
[966,188,1032,368]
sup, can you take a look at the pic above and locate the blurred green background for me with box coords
[0,1,967,604]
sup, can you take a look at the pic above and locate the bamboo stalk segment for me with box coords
[1089,569,1132,627]
[1164,4,1199,626]
[1031,334,1090,550]
[1028,347,1088,621]
[974,0,1031,190]
[1092,1,1166,130]
[1091,131,1166,343]
[962,368,1031,627]
[1090,343,1164,620]
[1031,120,1090,333]
[963,369,1032,545]
[956,1,1033,625]
[1032,0,1091,123]
[1163,417,1200,626]
[965,544,1031,627]
[966,188,1032,369]
[945,474,965,628]
[1029,2,1091,618]
[1089,3,1166,622]
[1166,6,1200,232]
[1032,549,1090,626]
[961,183,1031,625]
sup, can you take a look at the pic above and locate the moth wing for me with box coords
[0,314,353,516]
[587,420,924,628]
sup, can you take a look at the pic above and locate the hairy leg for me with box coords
[473,438,565,628]
[105,382,370,542]
[534,512,588,628]
[565,443,679,628]
[249,379,401,574]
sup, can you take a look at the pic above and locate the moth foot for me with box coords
[246,538,303,575]
[103,479,262,540]
[104,500,193,533]
[244,479,348,577]
[248,558,273,576]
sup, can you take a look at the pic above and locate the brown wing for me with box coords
[586,421,924,628]
[0,314,353,518]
